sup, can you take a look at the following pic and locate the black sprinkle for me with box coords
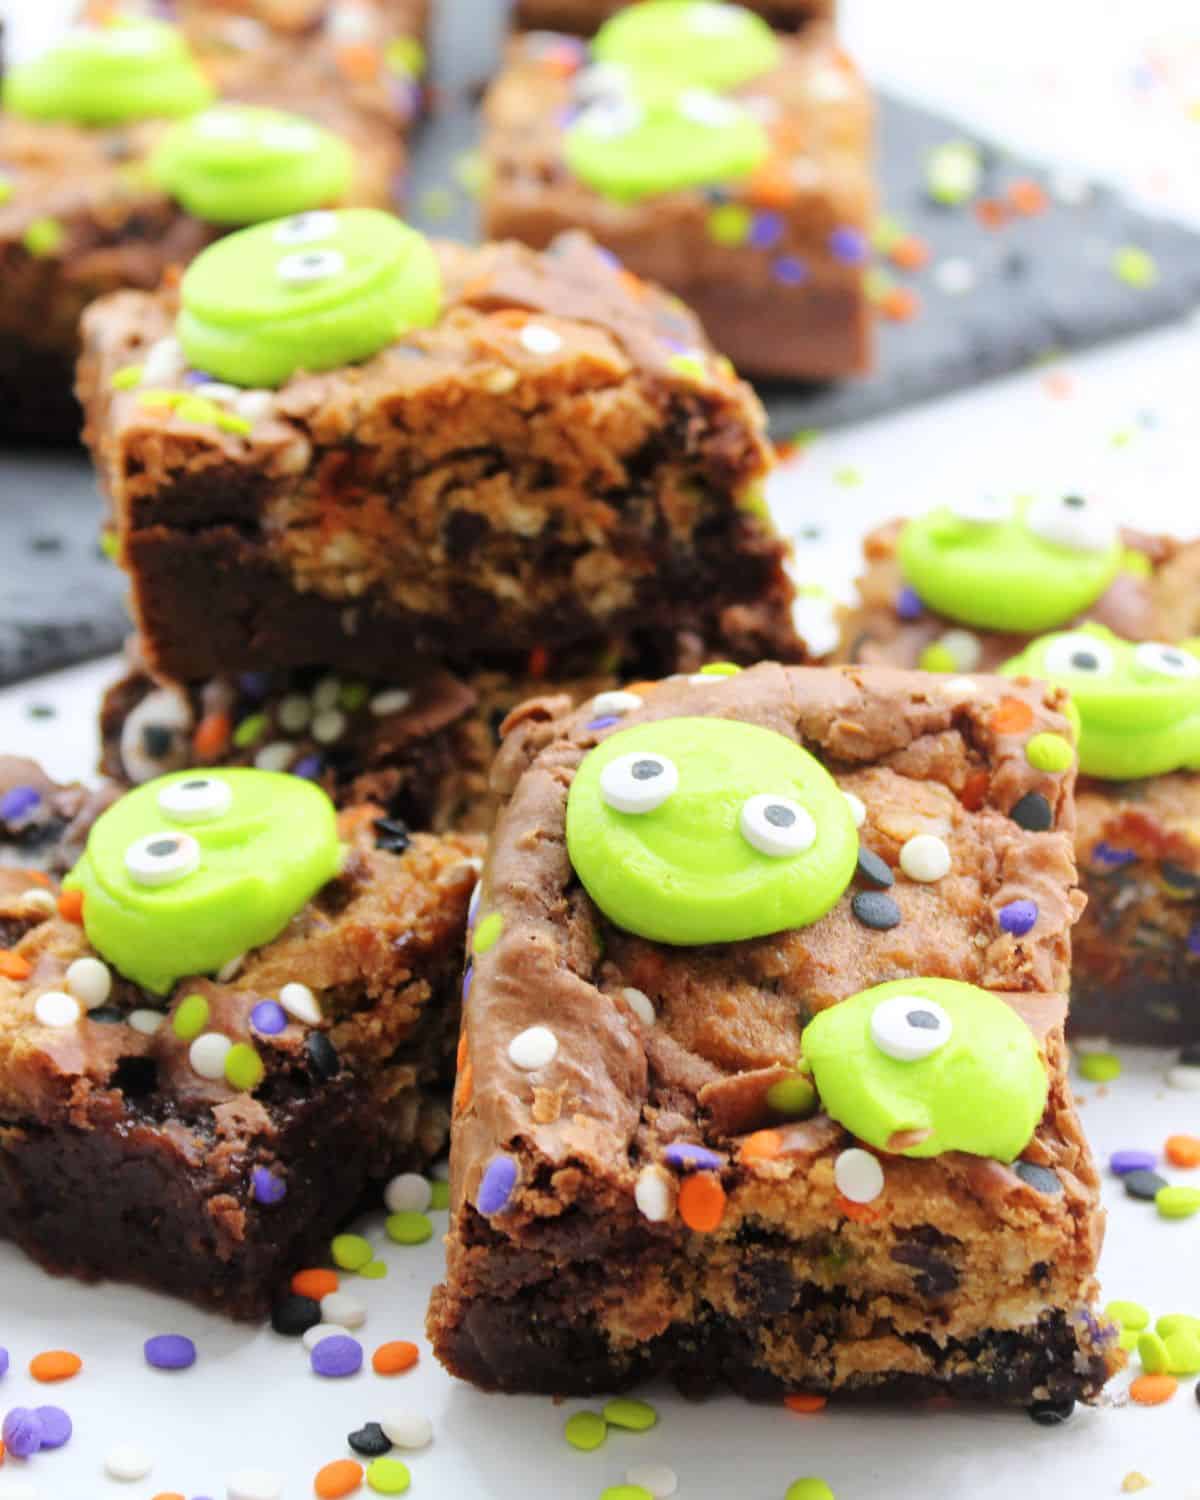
[1179,1043,1200,1067]
[29,535,63,554]
[1123,1169,1168,1202]
[1009,792,1053,832]
[1029,1398,1074,1427]
[1160,861,1200,892]
[855,847,894,888]
[348,1423,392,1458]
[270,1294,322,1337]
[851,890,901,930]
[1014,1161,1063,1196]
[26,703,56,720]
[306,1031,340,1080]
[373,816,411,855]
[88,1006,125,1025]
[141,725,174,759]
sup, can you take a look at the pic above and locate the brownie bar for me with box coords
[512,1,834,34]
[429,663,1119,1404]
[78,232,803,681]
[482,26,873,378]
[0,800,480,1318]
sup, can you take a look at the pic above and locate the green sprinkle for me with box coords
[601,1397,657,1432]
[215,410,252,436]
[736,482,770,518]
[699,663,741,677]
[667,352,708,384]
[224,1043,264,1092]
[919,643,956,673]
[1120,547,1153,579]
[110,364,143,391]
[1138,1331,1170,1373]
[23,217,64,258]
[864,266,895,304]
[100,531,120,561]
[1106,1300,1150,1331]
[172,993,210,1041]
[472,912,503,955]
[600,1489,652,1500]
[1156,1185,1200,1219]
[1118,1329,1139,1352]
[766,1074,818,1119]
[233,712,268,749]
[870,214,905,252]
[925,140,980,205]
[331,1232,374,1271]
[1163,1328,1200,1375]
[1077,1051,1121,1083]
[0,174,12,206]
[785,1482,835,1500]
[385,35,425,79]
[1156,1314,1200,1338]
[1025,732,1074,773]
[386,1211,433,1245]
[175,395,222,425]
[137,389,183,410]
[832,466,862,488]
[366,1456,411,1494]
[452,149,487,197]
[1113,246,1157,288]
[429,1180,451,1210]
[360,1259,388,1280]
[419,186,454,221]
[564,1410,607,1451]
[707,203,752,247]
[340,681,370,712]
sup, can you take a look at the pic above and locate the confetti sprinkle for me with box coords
[1113,246,1158,288]
[565,1410,608,1451]
[1078,1051,1121,1083]
[602,1397,658,1432]
[372,1341,419,1376]
[385,1211,433,1245]
[144,1334,196,1371]
[29,1349,82,1382]
[310,1333,364,1378]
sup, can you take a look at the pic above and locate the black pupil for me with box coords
[1161,652,1184,668]
[1070,651,1099,671]
[1063,494,1085,509]
[906,1009,941,1031]
[181,779,208,791]
[764,804,796,828]
[631,760,663,781]
[148,838,179,857]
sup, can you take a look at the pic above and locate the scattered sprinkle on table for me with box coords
[379,1410,432,1450]
[1165,1134,1200,1168]
[145,1334,196,1371]
[1106,1300,1149,1331]
[624,1463,678,1498]
[227,1467,285,1500]
[385,1211,432,1245]
[784,1393,828,1414]
[1130,1373,1177,1405]
[565,1410,608,1450]
[104,1441,154,1480]
[1123,1169,1168,1201]
[304,1323,353,1352]
[372,1341,419,1376]
[2,1407,43,1458]
[366,1457,411,1494]
[785,1482,835,1500]
[272,1293,322,1337]
[602,1397,657,1432]
[1155,1185,1200,1219]
[293,1268,340,1300]
[349,1423,392,1458]
[384,1174,432,1214]
[332,1233,374,1271]
[1110,1151,1156,1176]
[322,1291,367,1329]
[314,1458,363,1498]
[600,1488,652,1500]
[34,1403,71,1449]
[311,1334,364,1378]
[29,1349,81,1382]
[1077,1051,1121,1083]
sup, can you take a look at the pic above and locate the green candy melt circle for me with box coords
[564,90,768,202]
[64,769,341,993]
[1002,624,1200,780]
[801,978,1049,1161]
[2,19,213,127]
[178,208,441,387]
[565,717,858,946]
[151,106,353,226]
[592,1,781,93]
[899,493,1122,633]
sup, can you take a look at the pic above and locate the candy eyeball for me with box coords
[739,794,816,857]
[260,120,317,152]
[677,89,745,129]
[599,751,679,813]
[948,494,1012,526]
[125,830,201,887]
[572,61,636,106]
[1134,642,1200,680]
[687,2,746,34]
[273,211,338,245]
[870,993,953,1062]
[1025,493,1118,554]
[1043,631,1116,679]
[157,776,234,823]
[119,687,194,784]
[196,108,251,140]
[574,96,644,141]
[277,247,346,284]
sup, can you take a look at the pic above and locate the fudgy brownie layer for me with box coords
[513,0,834,35]
[0,756,116,875]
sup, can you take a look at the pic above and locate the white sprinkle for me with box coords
[34,990,81,1028]
[635,1164,676,1223]
[622,987,656,1027]
[194,381,239,405]
[899,834,952,883]
[140,336,184,386]
[1166,1064,1200,1092]
[312,708,347,744]
[369,688,414,718]
[128,1008,166,1036]
[320,1291,366,1329]
[280,981,322,1025]
[312,675,342,711]
[104,1443,153,1481]
[519,322,563,356]
[189,1032,232,1080]
[834,1147,884,1203]
[933,257,976,295]
[216,953,244,983]
[227,1468,284,1500]
[233,389,275,424]
[20,888,57,914]
[842,791,867,827]
[429,1157,451,1182]
[507,1025,559,1071]
[254,741,296,773]
[937,628,982,672]
[384,1172,432,1214]
[626,1463,678,1498]
[591,690,643,718]
[327,3,374,40]
[380,1409,433,1450]
[65,955,111,1008]
[302,1322,351,1352]
[792,593,840,659]
[942,676,981,697]
[278,693,312,732]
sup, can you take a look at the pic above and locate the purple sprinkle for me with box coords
[0,785,41,821]
[477,1154,518,1215]
[182,368,213,386]
[1188,922,1200,956]
[238,671,271,700]
[250,1000,288,1036]
[749,211,784,250]
[34,1405,72,1449]
[663,1142,724,1173]
[773,255,808,286]
[145,1334,197,1371]
[2,1407,43,1458]
[468,882,481,926]
[895,585,924,621]
[998,899,1038,936]
[462,964,473,1002]
[0,1347,8,1378]
[252,1166,287,1205]
[1109,1149,1156,1176]
[594,245,622,271]
[586,716,620,731]
[292,754,323,780]
[1092,841,1138,868]
[310,1334,363,1378]
[829,225,869,264]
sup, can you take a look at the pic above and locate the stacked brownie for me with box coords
[512,0,833,30]
[483,0,873,378]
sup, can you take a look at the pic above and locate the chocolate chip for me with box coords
[373,816,411,855]
[88,1006,124,1025]
[1123,1169,1168,1201]
[855,847,894,888]
[1160,861,1200,891]
[1029,1398,1074,1426]
[1014,1161,1062,1195]
[1009,791,1053,832]
[306,1031,340,1080]
[348,1423,392,1458]
[851,890,901,930]
[270,1294,322,1337]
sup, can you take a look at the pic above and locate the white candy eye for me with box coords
[260,121,316,151]
[157,776,233,823]
[739,794,816,856]
[125,831,201,888]
[870,994,953,1062]
[1043,633,1115,679]
[277,248,345,284]
[273,211,338,246]
[572,61,634,105]
[196,109,250,140]
[1026,493,1117,554]
[119,688,193,785]
[575,97,643,140]
[678,89,744,129]
[1133,642,1200,680]
[599,752,678,814]
[689,2,743,33]
[948,494,1012,526]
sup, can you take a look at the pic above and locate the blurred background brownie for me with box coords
[511,0,834,34]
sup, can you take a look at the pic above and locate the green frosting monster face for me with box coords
[565,718,858,946]
[64,770,341,994]
[2,19,214,128]
[1002,624,1200,780]
[592,1,781,94]
[151,106,352,227]
[177,208,441,387]
[801,978,1048,1161]
[899,493,1122,633]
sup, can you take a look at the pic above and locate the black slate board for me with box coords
[2,0,1200,682]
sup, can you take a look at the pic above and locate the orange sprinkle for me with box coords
[888,235,930,271]
[974,198,1009,230]
[335,42,380,82]
[57,889,84,924]
[454,1059,474,1115]
[29,1350,82,1382]
[488,309,530,329]
[21,870,51,888]
[617,268,649,301]
[991,698,1035,736]
[314,1458,364,1498]
[836,1194,881,1224]
[291,1268,339,1300]
[373,1339,420,1375]
[741,1129,783,1162]
[456,1032,469,1071]
[1042,370,1074,400]
[746,160,795,209]
[192,711,231,761]
[784,1392,828,1414]
[878,287,920,322]
[152,1493,186,1500]
[622,681,659,697]
[1165,1134,1200,1168]
[959,770,990,812]
[1007,178,1049,216]
[0,952,31,981]
[1130,1373,1177,1406]
[678,1173,726,1233]
[527,646,550,680]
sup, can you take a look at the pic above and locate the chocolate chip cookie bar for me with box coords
[428,662,1121,1405]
